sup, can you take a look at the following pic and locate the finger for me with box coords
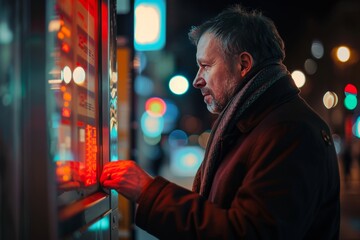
[102,179,121,190]
[100,162,121,182]
[110,160,135,168]
[104,166,128,176]
[102,161,122,171]
[101,161,133,183]
[101,169,125,183]
[100,172,111,184]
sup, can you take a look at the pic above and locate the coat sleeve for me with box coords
[135,122,339,239]
[136,176,239,239]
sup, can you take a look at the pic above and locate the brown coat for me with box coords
[136,76,340,240]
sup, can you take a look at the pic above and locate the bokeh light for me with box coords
[62,66,72,84]
[353,117,360,138]
[140,112,164,138]
[135,4,160,44]
[311,40,324,59]
[0,21,13,44]
[188,134,199,145]
[198,130,211,149]
[162,99,179,133]
[291,70,306,88]
[304,58,317,75]
[145,97,166,116]
[170,146,204,177]
[323,91,338,109]
[168,129,188,147]
[345,83,357,95]
[344,83,358,110]
[169,75,189,95]
[134,0,166,51]
[336,46,351,63]
[135,75,154,96]
[143,135,162,145]
[344,94,357,110]
[73,66,86,85]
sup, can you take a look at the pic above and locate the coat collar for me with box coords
[235,74,300,133]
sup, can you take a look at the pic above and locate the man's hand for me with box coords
[100,160,153,202]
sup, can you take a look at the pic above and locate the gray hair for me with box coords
[188,4,285,66]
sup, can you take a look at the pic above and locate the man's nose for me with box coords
[193,72,206,89]
[193,77,206,89]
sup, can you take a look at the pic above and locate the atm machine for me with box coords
[0,0,123,239]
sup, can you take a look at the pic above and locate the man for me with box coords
[101,5,340,239]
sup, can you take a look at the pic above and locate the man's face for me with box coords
[193,32,241,114]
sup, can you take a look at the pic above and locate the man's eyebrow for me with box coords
[196,57,207,64]
[195,57,202,66]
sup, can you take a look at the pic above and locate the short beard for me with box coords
[206,99,224,114]
[211,84,237,114]
[207,62,239,114]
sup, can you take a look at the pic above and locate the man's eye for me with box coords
[202,64,209,69]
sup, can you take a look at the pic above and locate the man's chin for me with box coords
[207,105,221,115]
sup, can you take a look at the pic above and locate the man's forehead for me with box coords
[196,33,219,59]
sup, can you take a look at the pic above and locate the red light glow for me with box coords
[84,125,97,186]
[61,43,70,53]
[60,25,71,38]
[344,83,357,95]
[57,32,65,40]
[62,107,71,117]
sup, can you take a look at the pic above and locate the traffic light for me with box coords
[344,83,357,110]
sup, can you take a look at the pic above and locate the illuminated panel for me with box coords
[85,125,97,186]
[49,0,99,197]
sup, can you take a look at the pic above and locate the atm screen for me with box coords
[48,0,100,205]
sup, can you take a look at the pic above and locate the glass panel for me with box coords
[0,1,20,238]
[77,214,111,239]
[47,0,100,205]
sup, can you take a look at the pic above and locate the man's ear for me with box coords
[237,52,253,77]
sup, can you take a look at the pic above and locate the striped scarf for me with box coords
[192,60,290,198]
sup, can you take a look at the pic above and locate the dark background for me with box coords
[131,1,360,239]
[157,0,360,134]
